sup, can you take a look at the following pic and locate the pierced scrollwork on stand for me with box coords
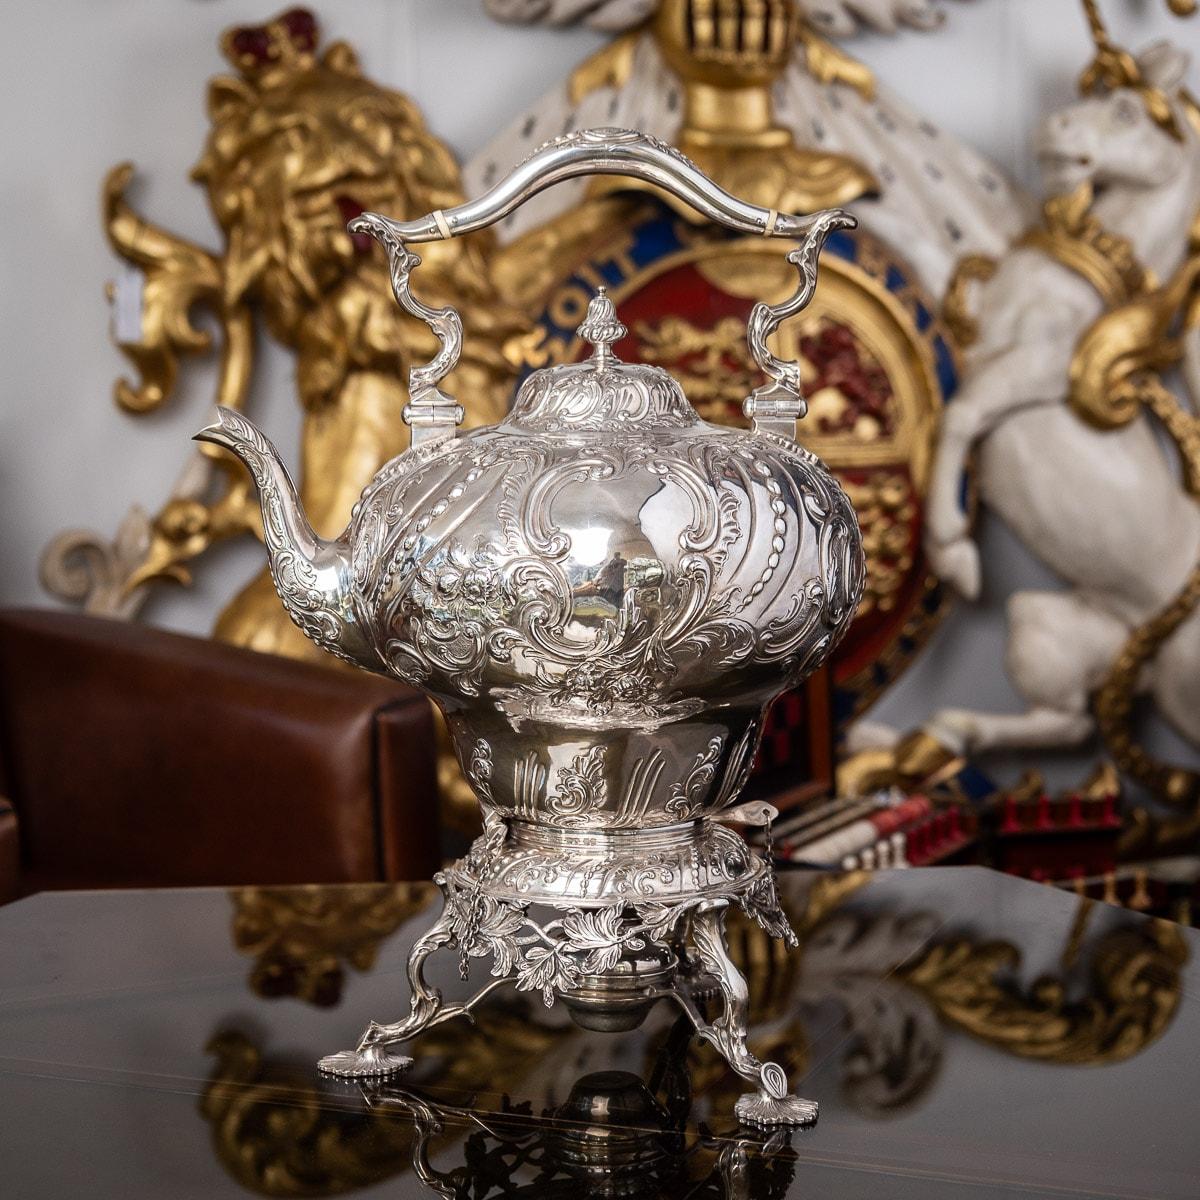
[319,821,815,1127]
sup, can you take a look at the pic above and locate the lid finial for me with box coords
[577,287,627,370]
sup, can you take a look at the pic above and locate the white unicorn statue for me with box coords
[921,19,1200,804]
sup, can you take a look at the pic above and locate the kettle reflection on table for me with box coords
[203,1018,797,1200]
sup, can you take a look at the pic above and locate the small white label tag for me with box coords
[110,262,145,345]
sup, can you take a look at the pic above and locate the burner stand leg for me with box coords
[686,902,818,1129]
[317,875,497,1079]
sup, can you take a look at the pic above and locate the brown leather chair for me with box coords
[0,609,439,901]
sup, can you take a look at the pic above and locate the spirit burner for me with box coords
[197,129,865,1127]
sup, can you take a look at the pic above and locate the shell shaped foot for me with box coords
[735,1092,819,1129]
[318,1046,413,1079]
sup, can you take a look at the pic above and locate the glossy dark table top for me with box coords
[0,866,1196,1198]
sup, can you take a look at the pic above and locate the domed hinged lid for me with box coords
[505,288,699,432]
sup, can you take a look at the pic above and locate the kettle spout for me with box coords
[193,406,375,669]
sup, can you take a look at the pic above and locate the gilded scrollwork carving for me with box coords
[102,162,254,417]
[1019,181,1151,308]
[39,5,542,834]
[202,1031,414,1195]
[45,11,529,834]
[203,1018,804,1198]
[229,883,431,1006]
[902,915,1188,1065]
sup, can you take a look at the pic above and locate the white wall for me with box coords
[1,0,1196,788]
